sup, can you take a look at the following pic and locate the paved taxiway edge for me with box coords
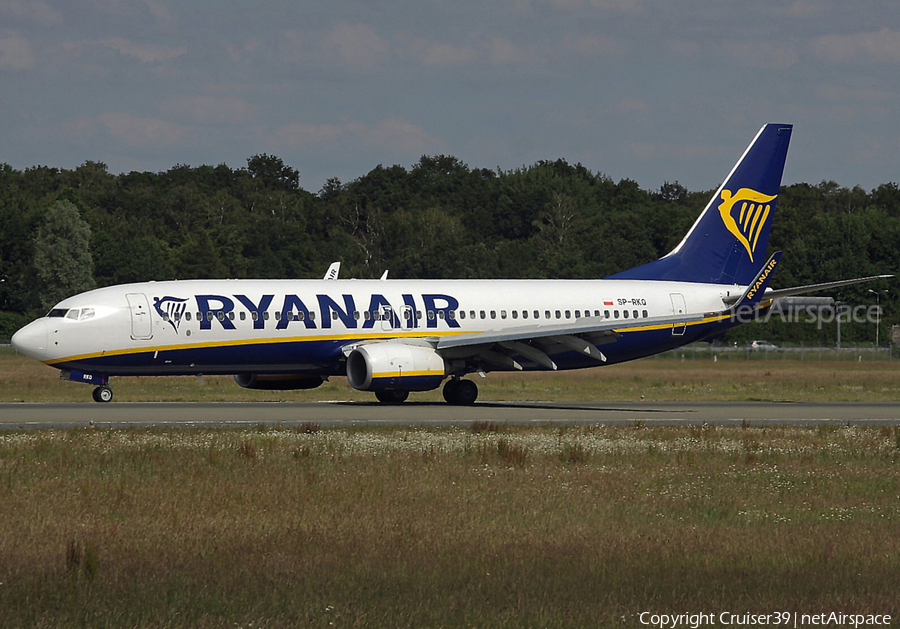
[1,401,899,430]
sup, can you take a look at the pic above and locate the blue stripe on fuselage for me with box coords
[51,316,743,377]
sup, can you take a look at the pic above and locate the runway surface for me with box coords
[1,400,899,430]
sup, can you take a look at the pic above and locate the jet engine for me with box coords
[346,342,446,391]
[234,374,325,390]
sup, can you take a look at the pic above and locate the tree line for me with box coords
[1,155,897,345]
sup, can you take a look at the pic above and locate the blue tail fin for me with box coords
[609,123,792,285]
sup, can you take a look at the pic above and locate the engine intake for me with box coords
[234,374,325,390]
[346,342,446,391]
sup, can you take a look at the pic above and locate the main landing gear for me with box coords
[375,390,409,404]
[443,378,478,405]
[371,379,479,405]
[92,385,114,403]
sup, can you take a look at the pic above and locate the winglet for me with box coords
[731,251,782,311]
[324,262,340,280]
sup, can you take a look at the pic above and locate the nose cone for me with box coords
[11,319,48,361]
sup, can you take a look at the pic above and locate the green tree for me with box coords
[33,200,96,309]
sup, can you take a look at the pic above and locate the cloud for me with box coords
[515,0,645,13]
[404,38,478,67]
[64,36,187,63]
[0,31,35,70]
[628,141,723,162]
[271,117,441,155]
[722,41,799,69]
[0,0,62,25]
[160,95,256,124]
[323,23,390,71]
[616,98,651,115]
[561,34,626,58]
[98,112,190,148]
[815,83,895,104]
[144,0,174,25]
[812,28,900,64]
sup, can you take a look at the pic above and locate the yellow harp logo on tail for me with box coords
[717,188,777,262]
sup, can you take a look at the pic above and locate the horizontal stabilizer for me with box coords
[763,274,894,301]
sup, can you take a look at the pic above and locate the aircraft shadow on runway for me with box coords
[333,401,696,414]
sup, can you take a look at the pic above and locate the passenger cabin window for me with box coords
[251,312,258,321]
[240,312,246,321]
[427,310,435,320]
[185,312,192,321]
[604,310,610,318]
[575,310,581,318]
[623,310,629,318]
[470,310,476,319]
[500,310,507,319]
[643,310,649,318]
[614,310,619,318]
[480,311,486,319]
[565,310,571,319]
[633,310,639,318]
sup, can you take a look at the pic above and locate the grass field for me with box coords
[3,346,900,403]
[1,424,898,627]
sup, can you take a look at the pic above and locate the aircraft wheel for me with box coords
[444,379,477,405]
[442,378,460,403]
[92,386,113,403]
[375,390,409,404]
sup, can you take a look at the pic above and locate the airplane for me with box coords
[11,123,892,404]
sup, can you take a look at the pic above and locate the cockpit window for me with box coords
[48,307,96,320]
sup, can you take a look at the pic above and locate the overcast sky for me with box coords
[1,0,898,194]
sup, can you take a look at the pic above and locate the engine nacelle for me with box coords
[234,374,325,390]
[346,342,446,391]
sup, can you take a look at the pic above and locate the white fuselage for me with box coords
[14,278,740,375]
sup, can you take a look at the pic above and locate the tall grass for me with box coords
[1,425,898,626]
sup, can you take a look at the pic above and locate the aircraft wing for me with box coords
[433,312,706,370]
